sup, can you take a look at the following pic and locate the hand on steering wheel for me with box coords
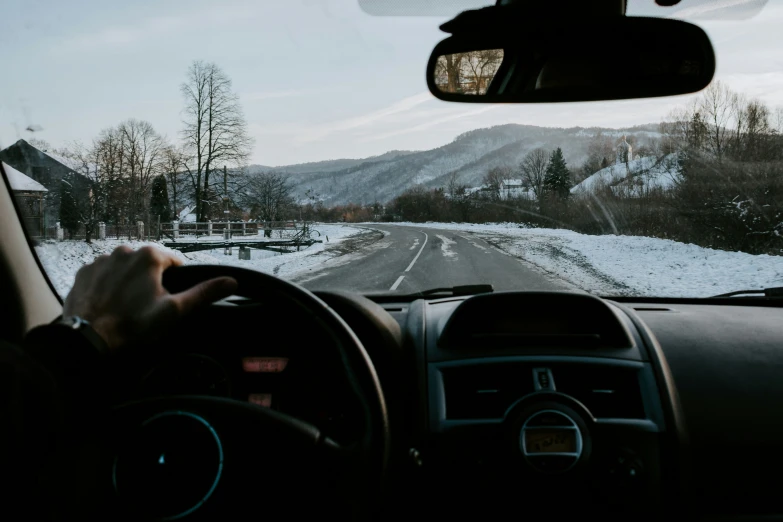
[91,264,388,521]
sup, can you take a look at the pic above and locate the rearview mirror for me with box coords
[427,17,715,103]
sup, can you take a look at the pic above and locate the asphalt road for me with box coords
[299,224,569,295]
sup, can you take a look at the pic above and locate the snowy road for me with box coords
[297,224,572,294]
[35,222,783,299]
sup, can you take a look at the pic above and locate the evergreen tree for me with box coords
[544,147,571,199]
[150,175,172,223]
[59,179,81,239]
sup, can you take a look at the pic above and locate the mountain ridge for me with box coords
[249,123,662,205]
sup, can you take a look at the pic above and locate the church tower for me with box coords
[616,135,633,164]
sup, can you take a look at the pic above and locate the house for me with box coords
[499,179,535,200]
[0,139,92,228]
[3,161,48,237]
[177,205,197,223]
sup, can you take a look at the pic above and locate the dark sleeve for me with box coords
[0,325,106,521]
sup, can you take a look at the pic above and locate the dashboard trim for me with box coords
[428,355,665,433]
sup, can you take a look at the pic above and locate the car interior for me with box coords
[2,0,783,521]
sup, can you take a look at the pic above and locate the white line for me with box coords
[390,275,405,291]
[405,232,428,272]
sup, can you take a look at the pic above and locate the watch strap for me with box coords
[53,315,110,355]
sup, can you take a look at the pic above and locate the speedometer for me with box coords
[141,354,231,397]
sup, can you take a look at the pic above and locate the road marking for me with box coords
[405,232,428,272]
[390,275,405,291]
[409,238,419,251]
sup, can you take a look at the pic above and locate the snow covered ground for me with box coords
[389,222,783,297]
[571,154,681,196]
[35,224,364,298]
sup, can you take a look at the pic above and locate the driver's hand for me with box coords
[63,245,238,352]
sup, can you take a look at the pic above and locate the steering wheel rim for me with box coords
[104,265,390,520]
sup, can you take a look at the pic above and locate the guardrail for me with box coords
[158,220,312,241]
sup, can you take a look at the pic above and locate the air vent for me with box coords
[442,363,535,419]
[550,364,645,419]
[632,306,674,312]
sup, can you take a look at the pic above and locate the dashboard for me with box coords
[376,291,783,521]
[130,289,783,521]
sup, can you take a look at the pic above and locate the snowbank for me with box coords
[388,222,783,297]
[35,224,363,298]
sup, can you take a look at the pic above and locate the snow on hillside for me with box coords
[571,154,681,196]
[277,124,662,206]
[387,222,783,297]
[35,224,363,298]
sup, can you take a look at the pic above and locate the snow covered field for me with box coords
[389,222,783,297]
[35,224,364,298]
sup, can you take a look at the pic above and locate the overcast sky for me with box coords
[2,0,782,166]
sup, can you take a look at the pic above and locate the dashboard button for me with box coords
[533,367,555,391]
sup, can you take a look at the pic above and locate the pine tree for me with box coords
[59,179,81,239]
[544,147,571,199]
[150,175,172,223]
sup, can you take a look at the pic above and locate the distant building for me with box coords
[616,135,633,164]
[0,139,92,229]
[499,178,534,200]
[3,161,48,237]
[177,205,197,223]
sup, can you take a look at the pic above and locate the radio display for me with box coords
[524,429,577,454]
[242,357,288,373]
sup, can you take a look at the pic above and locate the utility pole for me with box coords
[223,165,230,224]
[223,165,230,255]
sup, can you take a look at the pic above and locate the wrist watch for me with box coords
[52,315,111,355]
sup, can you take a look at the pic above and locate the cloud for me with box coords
[360,104,498,142]
[293,91,434,143]
[666,0,769,20]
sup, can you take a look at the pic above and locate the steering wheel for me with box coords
[98,265,390,521]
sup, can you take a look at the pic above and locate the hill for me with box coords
[248,123,663,205]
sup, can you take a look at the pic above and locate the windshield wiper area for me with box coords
[397,284,494,298]
[710,287,783,298]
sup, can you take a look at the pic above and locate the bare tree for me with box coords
[162,145,188,219]
[180,61,253,221]
[240,171,294,237]
[519,148,549,203]
[461,50,504,95]
[699,80,737,161]
[116,119,166,233]
[434,50,503,95]
[434,53,463,93]
[59,139,114,243]
[27,138,53,152]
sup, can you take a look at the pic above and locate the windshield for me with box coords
[2,0,782,298]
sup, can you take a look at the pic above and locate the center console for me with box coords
[409,292,683,518]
